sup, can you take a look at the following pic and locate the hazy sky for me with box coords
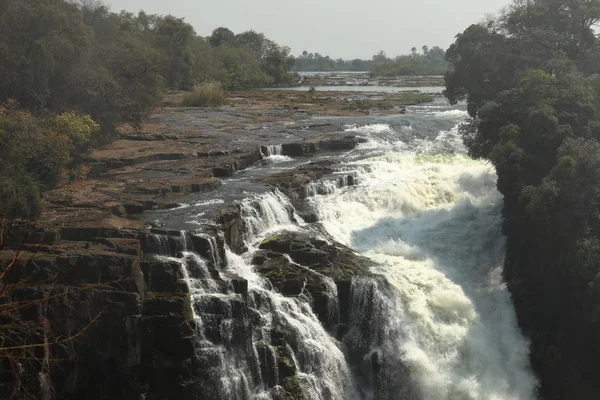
[108,0,511,59]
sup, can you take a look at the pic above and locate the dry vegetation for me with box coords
[182,82,230,107]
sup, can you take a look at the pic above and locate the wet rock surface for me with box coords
[0,88,430,399]
[254,231,374,329]
[36,90,384,234]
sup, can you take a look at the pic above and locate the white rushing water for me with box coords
[308,110,538,399]
[260,144,293,164]
[147,189,357,400]
[145,101,538,399]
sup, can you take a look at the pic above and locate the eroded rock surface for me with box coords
[0,89,419,399]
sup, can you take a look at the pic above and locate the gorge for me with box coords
[3,0,600,398]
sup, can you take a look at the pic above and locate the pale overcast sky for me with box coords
[108,0,511,59]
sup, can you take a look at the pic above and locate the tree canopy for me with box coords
[444,1,600,397]
[0,0,296,220]
[292,47,447,75]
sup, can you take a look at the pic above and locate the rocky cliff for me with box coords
[0,91,399,399]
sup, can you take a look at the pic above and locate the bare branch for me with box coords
[0,312,103,352]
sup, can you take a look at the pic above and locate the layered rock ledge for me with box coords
[0,89,415,399]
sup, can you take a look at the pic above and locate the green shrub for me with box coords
[0,174,42,220]
[182,82,229,107]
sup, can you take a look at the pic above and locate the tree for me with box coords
[209,27,236,48]
[372,50,388,63]
[152,15,197,89]
[445,2,600,398]
[237,30,267,56]
[444,24,518,117]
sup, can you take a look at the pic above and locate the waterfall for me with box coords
[305,180,338,197]
[142,104,539,399]
[305,174,357,198]
[143,188,358,399]
[260,145,291,163]
[308,121,539,400]
[260,145,283,157]
[344,277,414,400]
[239,189,301,243]
[143,233,172,256]
[322,276,340,334]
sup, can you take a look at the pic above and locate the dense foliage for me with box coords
[0,0,295,220]
[294,52,372,71]
[0,102,98,219]
[293,46,447,76]
[370,46,448,76]
[445,1,600,397]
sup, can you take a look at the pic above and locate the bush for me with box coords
[0,174,42,220]
[182,82,229,107]
[0,103,99,220]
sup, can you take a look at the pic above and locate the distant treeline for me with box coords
[293,52,371,72]
[0,0,296,220]
[293,46,448,76]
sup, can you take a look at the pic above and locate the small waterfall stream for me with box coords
[144,191,358,399]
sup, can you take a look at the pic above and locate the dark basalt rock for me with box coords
[319,135,361,151]
[212,165,234,177]
[217,206,247,254]
[229,275,249,296]
[282,142,318,156]
[141,258,188,293]
[255,231,374,331]
[258,231,373,281]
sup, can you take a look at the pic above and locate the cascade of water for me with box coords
[308,121,538,400]
[322,276,340,334]
[239,189,301,243]
[225,194,359,399]
[305,179,339,197]
[305,174,357,198]
[143,233,172,256]
[260,145,283,157]
[260,145,292,164]
[144,105,539,399]
[144,192,357,400]
[191,232,223,269]
[344,277,414,400]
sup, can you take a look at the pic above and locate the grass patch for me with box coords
[397,91,434,105]
[182,82,229,107]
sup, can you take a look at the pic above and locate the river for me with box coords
[145,92,538,399]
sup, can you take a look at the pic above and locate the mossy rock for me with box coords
[281,375,305,400]
[257,231,373,282]
[255,231,374,329]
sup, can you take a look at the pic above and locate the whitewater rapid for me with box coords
[145,101,538,400]
[307,113,538,399]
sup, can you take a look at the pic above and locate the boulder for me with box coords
[217,206,247,254]
[282,142,318,156]
[319,135,361,151]
[255,231,374,330]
